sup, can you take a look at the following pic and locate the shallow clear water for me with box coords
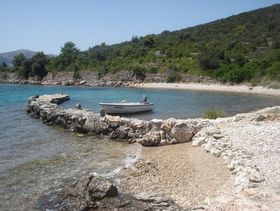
[0,83,280,210]
[0,84,141,211]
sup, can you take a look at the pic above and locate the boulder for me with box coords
[129,119,147,131]
[136,130,161,146]
[75,102,82,109]
[105,115,123,129]
[169,121,196,143]
[85,115,109,134]
[150,119,163,129]
[50,175,118,210]
[110,126,130,139]
[192,136,206,146]
[79,80,87,85]
[161,118,176,132]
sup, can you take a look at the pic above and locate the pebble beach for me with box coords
[139,82,280,96]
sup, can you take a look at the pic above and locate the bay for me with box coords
[0,83,279,210]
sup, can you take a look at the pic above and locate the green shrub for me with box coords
[147,66,158,74]
[198,52,220,70]
[166,71,182,83]
[267,62,280,81]
[132,66,146,81]
[73,70,81,80]
[203,108,226,119]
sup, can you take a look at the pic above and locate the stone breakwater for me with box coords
[27,94,209,146]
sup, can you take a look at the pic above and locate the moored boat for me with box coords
[99,96,154,115]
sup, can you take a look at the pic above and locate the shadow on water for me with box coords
[108,110,156,120]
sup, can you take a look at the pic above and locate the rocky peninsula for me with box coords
[27,94,280,210]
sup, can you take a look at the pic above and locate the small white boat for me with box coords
[99,96,154,115]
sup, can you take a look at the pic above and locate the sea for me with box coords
[0,83,280,210]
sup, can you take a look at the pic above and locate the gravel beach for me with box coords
[119,106,280,210]
[192,107,280,210]
[139,82,280,96]
[120,143,233,208]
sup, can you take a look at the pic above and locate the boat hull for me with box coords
[99,102,154,114]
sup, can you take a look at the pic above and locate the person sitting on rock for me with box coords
[75,102,82,109]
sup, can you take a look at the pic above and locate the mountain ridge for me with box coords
[0,50,56,66]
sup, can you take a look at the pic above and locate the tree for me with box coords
[31,52,48,79]
[2,62,7,68]
[132,66,146,81]
[143,35,155,48]
[60,41,79,66]
[13,53,26,67]
[233,53,248,67]
[131,35,139,43]
[19,59,32,79]
[272,38,280,49]
[198,51,220,70]
[72,64,80,80]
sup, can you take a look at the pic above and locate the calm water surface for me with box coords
[0,84,279,210]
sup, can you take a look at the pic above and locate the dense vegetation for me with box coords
[1,4,280,84]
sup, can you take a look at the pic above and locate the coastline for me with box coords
[23,93,280,210]
[2,80,280,97]
[138,82,280,96]
[1,70,280,97]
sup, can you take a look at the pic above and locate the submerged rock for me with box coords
[59,175,118,210]
[37,175,182,211]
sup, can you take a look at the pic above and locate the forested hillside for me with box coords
[1,4,280,84]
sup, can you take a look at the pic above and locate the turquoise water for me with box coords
[0,83,280,210]
[0,84,141,210]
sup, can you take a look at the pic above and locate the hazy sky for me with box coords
[1,0,279,54]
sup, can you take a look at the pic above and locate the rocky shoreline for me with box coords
[37,175,183,210]
[27,94,280,210]
[0,71,216,88]
[2,71,280,98]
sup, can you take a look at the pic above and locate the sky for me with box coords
[1,0,279,54]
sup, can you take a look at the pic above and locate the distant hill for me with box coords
[0,50,37,66]
[0,50,56,66]
[69,3,280,83]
